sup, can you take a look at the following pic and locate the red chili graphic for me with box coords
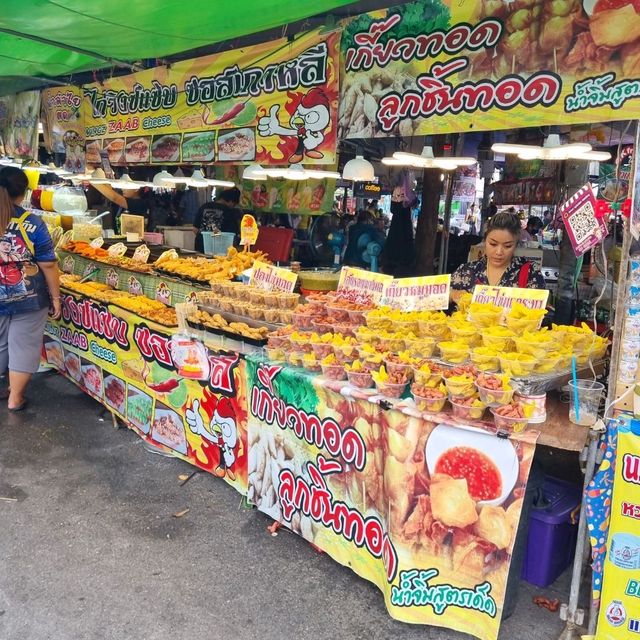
[203,101,247,126]
[146,378,180,393]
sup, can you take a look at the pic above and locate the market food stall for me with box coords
[41,242,607,640]
[1,1,639,639]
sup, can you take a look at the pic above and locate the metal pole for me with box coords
[557,429,600,640]
[438,172,454,274]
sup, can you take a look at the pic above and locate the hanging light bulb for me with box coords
[186,169,235,188]
[243,164,266,180]
[303,168,342,179]
[387,146,475,171]
[87,168,109,184]
[492,135,594,161]
[571,150,612,161]
[109,173,153,189]
[343,155,375,181]
[285,163,308,180]
[152,170,176,189]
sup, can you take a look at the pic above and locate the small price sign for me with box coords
[240,214,259,246]
[107,242,127,257]
[90,237,104,248]
[132,244,150,263]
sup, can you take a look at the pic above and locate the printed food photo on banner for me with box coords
[126,385,154,434]
[151,401,188,455]
[103,374,127,416]
[85,139,101,164]
[63,350,82,383]
[104,138,125,165]
[181,131,216,162]
[43,336,64,370]
[80,359,104,399]
[217,127,256,162]
[124,136,151,164]
[151,134,181,163]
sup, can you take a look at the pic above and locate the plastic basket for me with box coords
[201,231,235,256]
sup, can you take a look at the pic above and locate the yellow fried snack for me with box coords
[499,352,536,377]
[505,302,547,332]
[155,247,269,282]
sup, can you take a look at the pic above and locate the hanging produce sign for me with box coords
[596,420,640,639]
[339,0,640,138]
[219,165,336,215]
[1,90,40,159]
[381,274,451,310]
[41,86,85,172]
[245,358,538,640]
[337,266,393,303]
[559,184,609,258]
[247,177,336,214]
[250,260,298,293]
[82,29,339,166]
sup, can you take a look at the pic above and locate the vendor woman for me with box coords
[451,211,546,300]
[451,209,546,620]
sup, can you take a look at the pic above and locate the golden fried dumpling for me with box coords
[430,474,478,528]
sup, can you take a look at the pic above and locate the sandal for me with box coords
[8,400,27,412]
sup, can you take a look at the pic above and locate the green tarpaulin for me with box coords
[0,1,354,92]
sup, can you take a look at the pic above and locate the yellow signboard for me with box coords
[250,260,298,293]
[381,274,451,310]
[338,266,393,303]
[340,0,640,138]
[82,29,339,166]
[472,285,549,311]
[240,214,259,247]
[596,423,640,639]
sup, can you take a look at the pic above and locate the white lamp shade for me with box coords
[343,155,375,181]
[243,164,266,180]
[286,163,307,180]
[152,170,176,188]
[88,167,109,184]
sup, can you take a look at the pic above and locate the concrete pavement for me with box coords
[0,372,583,640]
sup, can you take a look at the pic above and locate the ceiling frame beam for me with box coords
[0,28,143,72]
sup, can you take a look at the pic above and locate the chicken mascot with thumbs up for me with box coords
[257,88,331,163]
[185,396,238,481]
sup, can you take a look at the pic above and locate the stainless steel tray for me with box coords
[197,303,283,332]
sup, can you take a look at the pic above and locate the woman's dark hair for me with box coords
[485,211,522,239]
[220,187,241,205]
[0,166,28,236]
[526,216,544,233]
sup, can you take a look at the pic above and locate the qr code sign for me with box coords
[567,201,598,245]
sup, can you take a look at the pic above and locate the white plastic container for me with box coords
[158,225,195,251]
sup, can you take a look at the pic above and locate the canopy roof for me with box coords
[0,0,355,93]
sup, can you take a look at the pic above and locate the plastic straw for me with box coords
[571,357,580,423]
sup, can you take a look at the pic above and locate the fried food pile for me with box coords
[60,275,177,326]
[63,241,153,273]
[190,308,269,341]
[155,247,269,282]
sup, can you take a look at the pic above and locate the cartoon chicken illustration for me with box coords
[257,88,330,163]
[185,397,238,480]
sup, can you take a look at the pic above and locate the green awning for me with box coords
[0,1,354,90]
